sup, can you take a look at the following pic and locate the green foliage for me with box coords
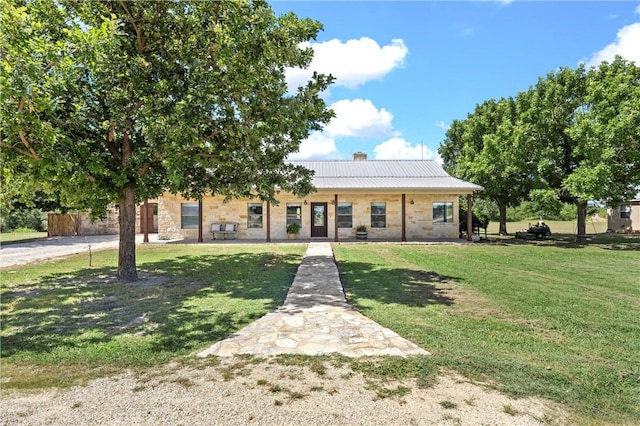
[1,0,334,280]
[0,208,47,232]
[440,57,640,238]
[472,198,499,222]
[523,58,640,236]
[440,97,538,235]
[507,201,578,222]
[459,196,492,233]
[286,222,301,234]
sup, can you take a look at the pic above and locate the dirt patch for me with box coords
[0,357,569,425]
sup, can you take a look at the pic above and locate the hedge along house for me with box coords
[157,154,483,242]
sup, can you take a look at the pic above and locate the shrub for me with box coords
[0,209,47,232]
[286,222,300,234]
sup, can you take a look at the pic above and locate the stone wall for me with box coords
[77,206,120,235]
[158,191,461,241]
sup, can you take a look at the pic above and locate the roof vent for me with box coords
[352,152,367,161]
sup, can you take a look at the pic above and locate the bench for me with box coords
[211,222,238,240]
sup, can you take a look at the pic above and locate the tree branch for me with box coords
[17,130,41,160]
[118,0,145,53]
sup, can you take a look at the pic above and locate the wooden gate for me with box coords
[48,214,80,236]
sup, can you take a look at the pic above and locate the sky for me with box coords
[269,1,640,163]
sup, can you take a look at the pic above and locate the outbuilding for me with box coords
[607,189,640,234]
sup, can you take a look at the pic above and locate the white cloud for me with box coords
[636,4,640,15]
[288,131,339,160]
[325,99,395,139]
[373,138,441,163]
[586,23,640,67]
[435,120,450,131]
[286,37,408,91]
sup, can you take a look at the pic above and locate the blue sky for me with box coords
[271,1,640,162]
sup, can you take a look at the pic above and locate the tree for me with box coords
[525,58,640,242]
[440,97,536,235]
[1,0,333,281]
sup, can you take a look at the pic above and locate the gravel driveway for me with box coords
[0,235,148,268]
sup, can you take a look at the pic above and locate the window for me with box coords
[620,205,631,219]
[337,202,352,228]
[247,203,263,229]
[181,203,199,229]
[371,202,386,228]
[286,204,302,227]
[433,202,454,223]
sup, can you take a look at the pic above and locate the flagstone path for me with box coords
[198,242,428,358]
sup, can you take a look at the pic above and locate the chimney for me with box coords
[352,152,367,161]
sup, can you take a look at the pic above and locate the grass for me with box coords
[3,230,639,423]
[0,243,306,389]
[0,231,48,244]
[333,237,640,424]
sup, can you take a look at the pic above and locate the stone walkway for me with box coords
[198,242,429,358]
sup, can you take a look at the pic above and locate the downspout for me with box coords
[198,198,203,243]
[266,202,271,242]
[143,199,149,243]
[467,194,473,242]
[334,194,339,242]
[402,194,407,242]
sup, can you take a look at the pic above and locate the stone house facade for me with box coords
[157,157,483,242]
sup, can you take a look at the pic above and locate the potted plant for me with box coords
[286,222,300,239]
[355,224,368,240]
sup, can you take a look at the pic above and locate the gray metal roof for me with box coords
[289,160,483,192]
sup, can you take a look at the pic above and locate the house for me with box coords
[607,189,640,233]
[157,153,483,242]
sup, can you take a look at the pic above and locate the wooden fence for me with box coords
[48,214,80,237]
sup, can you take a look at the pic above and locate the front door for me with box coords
[139,202,157,234]
[311,202,328,238]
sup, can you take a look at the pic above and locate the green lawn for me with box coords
[3,239,638,423]
[0,231,48,244]
[333,240,640,424]
[0,243,307,389]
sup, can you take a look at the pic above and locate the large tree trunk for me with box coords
[576,201,587,244]
[498,202,508,235]
[118,184,138,282]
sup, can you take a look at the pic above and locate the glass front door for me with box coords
[310,202,328,238]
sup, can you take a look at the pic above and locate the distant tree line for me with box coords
[440,57,640,241]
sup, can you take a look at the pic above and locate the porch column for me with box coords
[401,194,407,242]
[198,198,203,243]
[334,194,339,242]
[467,194,473,242]
[266,202,271,242]
[143,199,149,243]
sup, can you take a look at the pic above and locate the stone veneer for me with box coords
[76,206,120,235]
[158,191,461,241]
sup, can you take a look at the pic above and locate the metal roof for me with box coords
[288,160,483,192]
